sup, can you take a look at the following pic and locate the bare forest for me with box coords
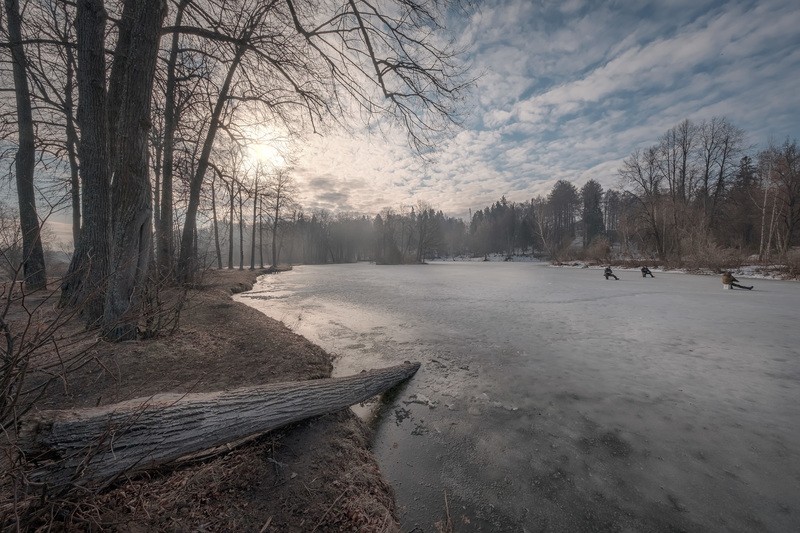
[0,0,467,527]
[0,0,468,337]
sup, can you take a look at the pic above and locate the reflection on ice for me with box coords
[236,262,800,532]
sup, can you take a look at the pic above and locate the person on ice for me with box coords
[641,266,654,278]
[604,266,619,280]
[722,271,752,290]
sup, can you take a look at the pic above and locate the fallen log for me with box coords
[20,361,420,488]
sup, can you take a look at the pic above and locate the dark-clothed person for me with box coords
[722,271,752,290]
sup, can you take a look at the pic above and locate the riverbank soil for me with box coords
[2,270,398,531]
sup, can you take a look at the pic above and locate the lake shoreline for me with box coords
[7,269,400,531]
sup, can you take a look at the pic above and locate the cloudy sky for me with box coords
[290,0,800,220]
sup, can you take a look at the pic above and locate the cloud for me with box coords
[291,0,800,220]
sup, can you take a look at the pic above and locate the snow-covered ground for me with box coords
[430,252,546,262]
[237,262,800,532]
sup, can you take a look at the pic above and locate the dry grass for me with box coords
[1,269,399,531]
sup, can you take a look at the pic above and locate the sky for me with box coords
[29,0,800,243]
[288,0,800,221]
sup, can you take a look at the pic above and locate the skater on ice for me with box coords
[722,271,752,290]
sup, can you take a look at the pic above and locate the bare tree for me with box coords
[763,140,800,257]
[174,0,470,282]
[697,117,745,226]
[264,168,296,268]
[1,0,47,289]
[619,147,666,260]
[249,164,266,270]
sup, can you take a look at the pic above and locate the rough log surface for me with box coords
[20,362,420,487]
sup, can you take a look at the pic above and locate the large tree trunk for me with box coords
[60,0,110,323]
[21,362,420,488]
[4,0,47,290]
[101,0,167,340]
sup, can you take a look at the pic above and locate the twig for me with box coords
[258,515,273,533]
[443,489,452,532]
[311,489,346,532]
[379,507,390,532]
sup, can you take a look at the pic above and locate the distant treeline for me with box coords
[196,117,799,269]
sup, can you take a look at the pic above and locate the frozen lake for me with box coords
[236,262,800,532]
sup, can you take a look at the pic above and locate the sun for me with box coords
[249,143,285,168]
[246,126,291,170]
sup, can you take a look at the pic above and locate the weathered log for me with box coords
[20,362,420,487]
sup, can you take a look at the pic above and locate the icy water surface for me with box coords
[236,262,800,532]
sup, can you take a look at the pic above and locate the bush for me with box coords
[585,236,611,262]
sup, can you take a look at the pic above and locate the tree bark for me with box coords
[64,46,81,249]
[250,180,258,269]
[21,362,421,487]
[101,0,167,340]
[4,0,47,290]
[238,181,244,270]
[60,0,110,323]
[211,175,223,269]
[157,0,189,278]
[272,188,280,267]
[259,195,264,268]
[228,179,234,269]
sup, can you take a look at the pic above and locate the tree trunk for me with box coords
[4,0,47,290]
[101,0,167,341]
[238,182,244,270]
[176,44,248,283]
[250,181,258,269]
[758,179,769,261]
[211,176,222,269]
[259,196,264,268]
[64,47,81,249]
[157,0,190,278]
[152,129,162,235]
[21,362,421,487]
[766,186,778,262]
[60,0,110,322]
[228,180,234,269]
[272,198,279,267]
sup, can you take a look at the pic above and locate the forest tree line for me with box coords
[192,117,798,268]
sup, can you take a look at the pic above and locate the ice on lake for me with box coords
[236,262,800,532]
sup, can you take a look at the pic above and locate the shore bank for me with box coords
[6,269,399,531]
